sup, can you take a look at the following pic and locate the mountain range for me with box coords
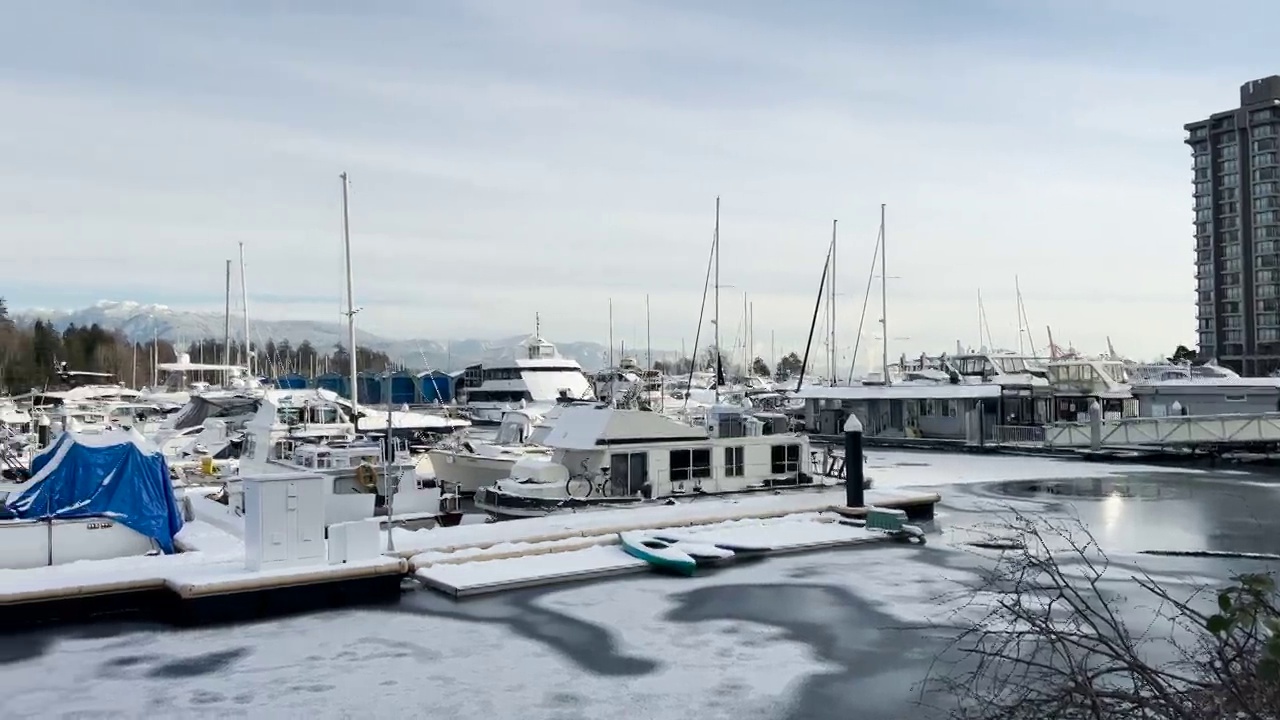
[13,300,635,371]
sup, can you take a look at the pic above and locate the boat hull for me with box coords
[426,450,521,494]
[473,477,831,520]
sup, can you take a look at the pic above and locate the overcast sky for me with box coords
[2,0,1277,361]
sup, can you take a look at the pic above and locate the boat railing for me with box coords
[574,459,815,499]
[986,424,1047,446]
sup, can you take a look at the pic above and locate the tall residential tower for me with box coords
[1186,75,1280,375]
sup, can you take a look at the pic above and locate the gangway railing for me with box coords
[1042,412,1280,449]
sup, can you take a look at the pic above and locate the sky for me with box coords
[2,0,1278,362]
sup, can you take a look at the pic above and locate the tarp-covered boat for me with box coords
[6,429,184,553]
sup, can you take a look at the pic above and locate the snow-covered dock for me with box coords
[0,520,406,629]
[413,513,905,597]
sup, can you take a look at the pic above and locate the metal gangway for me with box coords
[1042,411,1280,450]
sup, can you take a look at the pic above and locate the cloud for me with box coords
[3,1,1278,358]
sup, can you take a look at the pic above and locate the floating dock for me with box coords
[1,486,941,629]
[413,514,912,598]
[0,522,406,631]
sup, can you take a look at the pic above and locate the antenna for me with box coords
[535,312,541,337]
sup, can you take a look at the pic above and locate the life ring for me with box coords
[356,463,379,490]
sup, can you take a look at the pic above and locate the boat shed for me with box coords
[313,372,349,399]
[417,370,456,404]
[795,383,1003,440]
[270,373,309,390]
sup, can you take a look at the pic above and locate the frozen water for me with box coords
[3,452,1278,719]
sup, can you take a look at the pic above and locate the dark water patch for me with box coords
[666,582,956,720]
[0,635,54,665]
[146,647,251,678]
[989,475,1193,501]
[394,583,659,677]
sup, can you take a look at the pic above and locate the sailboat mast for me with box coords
[830,219,838,385]
[238,242,250,376]
[608,298,615,403]
[645,294,652,370]
[713,196,721,402]
[340,172,359,406]
[879,204,889,385]
[223,259,231,370]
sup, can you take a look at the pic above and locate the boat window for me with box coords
[724,447,744,477]
[669,448,712,481]
[1225,394,1248,402]
[770,444,801,474]
[315,453,332,469]
[609,452,649,496]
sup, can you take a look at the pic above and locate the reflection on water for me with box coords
[956,472,1280,556]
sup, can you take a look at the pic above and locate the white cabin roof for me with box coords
[795,383,1002,401]
[539,406,709,450]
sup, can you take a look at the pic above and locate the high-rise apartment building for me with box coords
[1186,75,1280,375]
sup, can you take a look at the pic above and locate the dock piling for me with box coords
[843,414,865,508]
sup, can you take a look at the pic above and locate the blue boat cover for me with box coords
[6,429,184,553]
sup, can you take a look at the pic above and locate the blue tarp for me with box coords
[6,430,185,553]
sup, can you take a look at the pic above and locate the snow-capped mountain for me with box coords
[14,300,618,371]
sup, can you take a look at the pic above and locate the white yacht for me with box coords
[473,404,816,518]
[461,336,594,424]
[425,401,606,494]
[188,391,455,531]
[138,352,256,408]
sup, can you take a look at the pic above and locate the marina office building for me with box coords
[1187,75,1280,375]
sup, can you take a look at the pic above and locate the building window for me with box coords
[1256,167,1280,182]
[669,448,712,482]
[1255,123,1277,138]
[1256,152,1279,167]
[1261,328,1280,342]
[1256,182,1279,197]
[1255,137,1279,153]
[1224,286,1242,300]
[724,447,744,477]
[770,444,801,474]
[1250,108,1277,123]
[1218,201,1239,215]
[1258,226,1280,240]
[1222,258,1242,272]
[1221,144,1239,159]
[1222,243,1241,257]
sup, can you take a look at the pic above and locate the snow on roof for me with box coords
[539,406,708,450]
[794,383,1002,401]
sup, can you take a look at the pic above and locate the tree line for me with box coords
[0,297,395,392]
[649,345,806,380]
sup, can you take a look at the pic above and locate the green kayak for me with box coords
[619,531,697,576]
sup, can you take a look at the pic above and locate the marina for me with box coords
[3,4,1280,717]
[0,437,1201,629]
